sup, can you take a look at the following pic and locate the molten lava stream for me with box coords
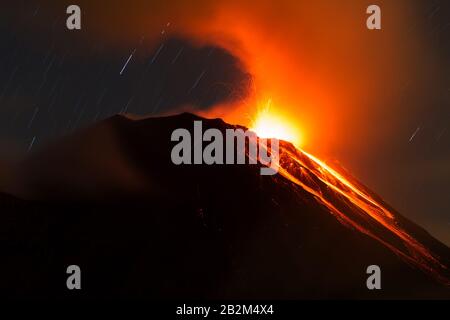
[276,144,449,285]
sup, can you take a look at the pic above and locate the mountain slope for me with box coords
[1,113,449,299]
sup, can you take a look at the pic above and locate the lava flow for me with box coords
[250,112,449,286]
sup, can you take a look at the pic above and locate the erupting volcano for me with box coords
[1,112,449,299]
[251,106,449,286]
[2,0,450,303]
[242,99,448,285]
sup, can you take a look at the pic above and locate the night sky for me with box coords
[0,1,449,244]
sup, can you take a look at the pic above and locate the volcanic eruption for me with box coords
[0,112,449,299]
[0,0,449,301]
[249,103,450,287]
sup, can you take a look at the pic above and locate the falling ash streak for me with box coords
[96,89,107,106]
[28,107,39,128]
[32,6,40,16]
[120,49,136,75]
[188,70,206,93]
[436,128,447,141]
[172,47,184,64]
[122,97,133,113]
[27,136,36,152]
[409,126,420,142]
[151,96,164,114]
[151,43,165,65]
[428,5,441,19]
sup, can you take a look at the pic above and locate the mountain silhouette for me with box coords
[1,113,449,299]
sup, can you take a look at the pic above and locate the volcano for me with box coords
[1,113,449,299]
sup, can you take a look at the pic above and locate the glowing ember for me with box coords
[250,99,301,147]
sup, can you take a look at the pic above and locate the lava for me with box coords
[249,109,449,285]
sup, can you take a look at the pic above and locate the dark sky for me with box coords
[0,1,250,153]
[0,1,449,245]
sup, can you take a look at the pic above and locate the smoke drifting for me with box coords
[10,0,427,152]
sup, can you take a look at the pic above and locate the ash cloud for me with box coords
[0,16,252,148]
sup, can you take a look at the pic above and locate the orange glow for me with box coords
[250,99,302,147]
[91,0,426,154]
[164,0,421,155]
[163,1,448,283]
